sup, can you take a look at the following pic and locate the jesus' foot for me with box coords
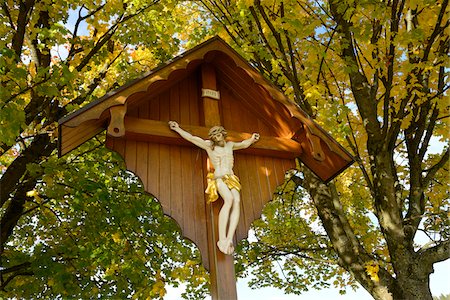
[217,239,234,255]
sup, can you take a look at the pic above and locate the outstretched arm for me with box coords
[168,121,211,150]
[232,133,260,150]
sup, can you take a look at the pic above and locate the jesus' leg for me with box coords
[216,180,235,254]
[223,189,240,253]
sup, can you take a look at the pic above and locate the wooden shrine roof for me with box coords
[58,36,353,182]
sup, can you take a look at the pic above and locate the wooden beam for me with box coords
[118,117,302,159]
[201,63,221,125]
[200,63,236,300]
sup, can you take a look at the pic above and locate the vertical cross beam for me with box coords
[200,63,238,300]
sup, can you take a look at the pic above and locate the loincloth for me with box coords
[205,172,241,203]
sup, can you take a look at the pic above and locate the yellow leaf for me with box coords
[112,232,121,243]
[151,280,166,298]
[364,261,380,282]
[47,278,55,286]
[29,61,36,77]
[26,190,36,197]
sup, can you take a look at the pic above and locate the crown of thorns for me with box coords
[208,126,227,139]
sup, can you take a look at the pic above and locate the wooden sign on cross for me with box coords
[58,37,353,299]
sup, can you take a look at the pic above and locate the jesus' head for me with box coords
[208,126,227,148]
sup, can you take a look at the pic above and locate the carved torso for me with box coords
[206,141,235,178]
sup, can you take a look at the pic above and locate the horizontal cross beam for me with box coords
[114,117,302,159]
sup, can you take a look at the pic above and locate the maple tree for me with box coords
[199,0,449,299]
[1,0,449,300]
[1,0,209,298]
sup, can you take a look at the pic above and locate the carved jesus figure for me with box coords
[169,121,260,255]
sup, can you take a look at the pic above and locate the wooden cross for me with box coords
[105,63,300,299]
[58,37,353,300]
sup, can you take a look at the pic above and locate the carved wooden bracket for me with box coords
[304,124,325,161]
[107,104,127,137]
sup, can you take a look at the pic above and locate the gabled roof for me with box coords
[58,36,353,182]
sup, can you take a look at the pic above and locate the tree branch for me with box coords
[329,0,382,142]
[422,0,449,62]
[0,134,52,207]
[0,271,33,291]
[423,148,450,186]
[8,0,36,61]
[0,135,56,253]
[418,104,439,161]
[420,239,450,266]
[75,2,158,72]
[66,4,106,62]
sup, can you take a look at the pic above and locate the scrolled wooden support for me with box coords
[304,124,325,161]
[107,104,127,137]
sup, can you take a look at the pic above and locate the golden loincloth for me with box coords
[205,172,241,203]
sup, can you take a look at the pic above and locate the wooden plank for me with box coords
[256,155,271,217]
[188,74,200,126]
[253,121,271,220]
[170,145,183,231]
[61,119,106,155]
[159,144,171,215]
[121,117,302,159]
[159,90,171,122]
[136,141,148,190]
[150,94,160,120]
[138,95,150,119]
[247,154,263,225]
[62,96,126,128]
[168,83,183,229]
[112,137,126,159]
[257,117,274,137]
[125,140,137,174]
[265,156,279,196]
[170,83,180,121]
[240,104,263,226]
[181,148,195,244]
[234,107,254,241]
[105,134,114,150]
[127,103,139,117]
[179,78,191,124]
[235,154,251,242]
[192,149,208,269]
[61,121,97,141]
[179,76,197,245]
[273,157,288,189]
[283,157,297,173]
[147,143,160,200]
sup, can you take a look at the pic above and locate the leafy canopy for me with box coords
[1,0,210,298]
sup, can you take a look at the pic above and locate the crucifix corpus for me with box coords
[169,121,260,254]
[58,37,353,299]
